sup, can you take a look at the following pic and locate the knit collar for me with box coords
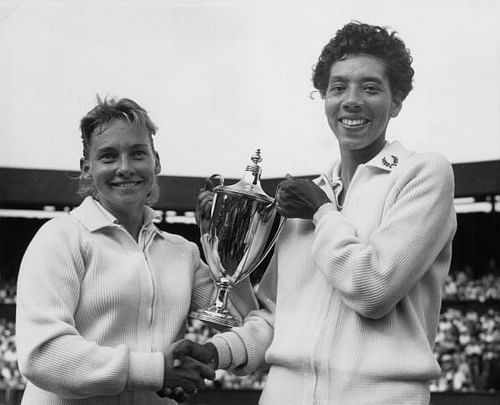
[70,196,163,237]
[330,140,412,179]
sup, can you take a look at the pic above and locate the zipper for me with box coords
[141,227,158,348]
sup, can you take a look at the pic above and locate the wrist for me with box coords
[204,342,219,369]
[312,202,337,226]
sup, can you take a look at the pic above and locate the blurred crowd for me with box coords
[443,269,500,301]
[0,319,25,390]
[0,277,16,305]
[431,307,500,391]
[0,272,499,392]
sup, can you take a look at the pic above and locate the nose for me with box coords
[117,155,134,177]
[342,88,363,111]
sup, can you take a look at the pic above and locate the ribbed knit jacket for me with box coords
[16,197,256,405]
[211,141,457,405]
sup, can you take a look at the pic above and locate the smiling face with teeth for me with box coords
[81,118,161,221]
[325,53,402,159]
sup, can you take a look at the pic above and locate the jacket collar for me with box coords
[70,196,163,237]
[330,140,412,179]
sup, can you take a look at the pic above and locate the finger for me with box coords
[200,197,213,214]
[157,387,172,398]
[195,361,216,381]
[198,195,213,216]
[173,387,189,403]
[203,177,216,191]
[172,340,194,365]
[197,193,213,212]
[180,356,216,381]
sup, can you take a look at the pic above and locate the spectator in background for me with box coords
[176,21,457,405]
[15,97,255,405]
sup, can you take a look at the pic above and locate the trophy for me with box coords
[190,149,283,330]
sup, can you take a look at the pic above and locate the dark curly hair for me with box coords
[312,21,414,100]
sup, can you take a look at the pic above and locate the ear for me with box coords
[390,94,403,118]
[80,158,91,178]
[154,152,161,175]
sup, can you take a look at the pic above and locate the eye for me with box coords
[99,153,116,163]
[328,84,345,94]
[363,84,381,94]
[132,150,148,159]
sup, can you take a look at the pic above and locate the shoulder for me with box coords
[402,151,454,182]
[21,215,88,268]
[34,214,83,239]
[392,150,455,199]
[156,229,200,255]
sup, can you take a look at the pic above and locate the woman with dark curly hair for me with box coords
[176,21,457,404]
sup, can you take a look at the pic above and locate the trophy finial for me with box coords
[251,149,263,166]
[246,149,263,185]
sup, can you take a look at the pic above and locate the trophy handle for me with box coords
[198,174,225,235]
[206,174,223,227]
[207,173,224,189]
[242,212,286,281]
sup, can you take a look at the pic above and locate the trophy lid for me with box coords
[214,149,274,203]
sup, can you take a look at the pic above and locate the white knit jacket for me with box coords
[16,197,256,405]
[211,141,457,405]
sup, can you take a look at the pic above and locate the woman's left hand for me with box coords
[276,176,331,219]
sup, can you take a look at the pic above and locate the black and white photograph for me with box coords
[1,1,499,404]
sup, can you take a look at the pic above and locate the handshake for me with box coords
[158,339,219,403]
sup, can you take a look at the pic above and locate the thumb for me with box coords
[172,340,194,367]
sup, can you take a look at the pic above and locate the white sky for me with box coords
[1,0,499,178]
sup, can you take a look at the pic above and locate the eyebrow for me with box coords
[329,75,385,84]
[95,142,150,150]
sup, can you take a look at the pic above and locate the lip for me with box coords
[339,117,370,129]
[110,180,143,188]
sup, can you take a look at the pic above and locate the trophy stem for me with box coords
[213,277,232,314]
[189,277,240,330]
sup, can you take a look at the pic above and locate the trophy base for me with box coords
[189,309,241,331]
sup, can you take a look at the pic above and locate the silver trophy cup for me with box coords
[190,150,283,330]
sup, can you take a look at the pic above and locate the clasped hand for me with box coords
[157,340,219,403]
[275,175,330,219]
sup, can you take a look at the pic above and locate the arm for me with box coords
[312,155,457,319]
[16,218,153,398]
[173,253,277,375]
[209,253,277,374]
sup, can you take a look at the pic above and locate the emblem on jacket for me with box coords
[382,155,399,169]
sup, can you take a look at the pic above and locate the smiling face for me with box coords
[324,54,402,157]
[80,118,161,219]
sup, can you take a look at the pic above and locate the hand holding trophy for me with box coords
[190,149,283,330]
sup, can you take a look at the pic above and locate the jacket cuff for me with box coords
[128,351,164,391]
[313,202,337,226]
[210,333,247,369]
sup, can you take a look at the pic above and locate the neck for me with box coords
[339,139,387,186]
[119,214,144,242]
[102,202,145,241]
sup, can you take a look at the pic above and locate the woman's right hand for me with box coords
[157,343,216,402]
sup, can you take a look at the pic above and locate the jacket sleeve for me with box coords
[210,253,277,374]
[311,154,457,319]
[15,217,163,398]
